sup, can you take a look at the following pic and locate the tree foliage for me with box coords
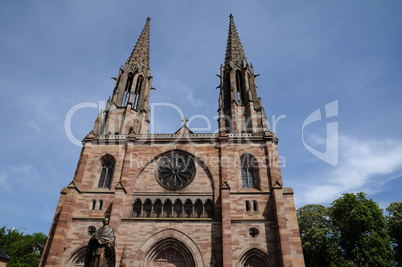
[296,204,335,267]
[330,192,394,266]
[0,227,47,266]
[386,202,402,266]
[297,193,395,266]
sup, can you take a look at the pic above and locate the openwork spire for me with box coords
[128,17,151,67]
[224,14,247,67]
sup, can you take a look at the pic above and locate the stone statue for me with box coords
[85,217,116,267]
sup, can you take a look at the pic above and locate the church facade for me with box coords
[40,16,304,267]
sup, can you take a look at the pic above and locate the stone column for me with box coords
[220,181,232,267]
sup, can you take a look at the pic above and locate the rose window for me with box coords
[155,152,196,190]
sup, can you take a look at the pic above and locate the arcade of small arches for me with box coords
[131,198,214,219]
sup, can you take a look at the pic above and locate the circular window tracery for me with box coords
[155,152,196,190]
[249,227,259,238]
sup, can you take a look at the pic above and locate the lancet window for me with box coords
[224,75,231,108]
[132,75,144,110]
[98,154,115,188]
[241,154,259,189]
[235,70,244,104]
[121,73,134,106]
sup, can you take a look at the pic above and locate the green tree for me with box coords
[329,193,394,266]
[297,204,336,267]
[0,226,47,266]
[386,202,402,266]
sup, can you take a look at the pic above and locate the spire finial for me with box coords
[224,14,247,67]
[127,17,151,67]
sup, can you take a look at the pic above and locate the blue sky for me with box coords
[0,1,401,235]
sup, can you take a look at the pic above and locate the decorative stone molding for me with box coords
[236,247,277,267]
[133,229,204,267]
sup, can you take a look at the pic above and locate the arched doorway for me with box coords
[244,255,266,267]
[153,247,187,267]
[134,229,203,267]
[65,246,86,266]
[237,247,277,267]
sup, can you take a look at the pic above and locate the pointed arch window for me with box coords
[132,75,144,110]
[224,75,231,109]
[122,73,134,106]
[98,155,115,188]
[235,70,244,105]
[241,154,259,189]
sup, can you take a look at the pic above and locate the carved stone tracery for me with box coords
[155,152,196,190]
[153,248,187,267]
[244,256,264,267]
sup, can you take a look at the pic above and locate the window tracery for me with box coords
[121,73,133,106]
[87,226,96,236]
[241,154,259,189]
[235,70,244,104]
[98,154,115,188]
[132,75,144,110]
[155,152,196,190]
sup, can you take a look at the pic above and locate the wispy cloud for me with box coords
[0,173,11,192]
[157,79,205,108]
[27,120,41,132]
[298,135,402,204]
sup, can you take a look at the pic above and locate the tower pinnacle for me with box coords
[97,17,154,135]
[128,17,151,67]
[218,15,269,134]
[225,14,247,68]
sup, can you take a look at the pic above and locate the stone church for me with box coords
[40,15,304,267]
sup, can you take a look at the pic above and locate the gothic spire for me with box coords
[128,17,151,67]
[224,14,247,67]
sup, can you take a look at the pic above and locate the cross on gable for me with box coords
[181,116,189,126]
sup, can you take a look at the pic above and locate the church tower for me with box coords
[218,14,269,134]
[41,16,304,267]
[94,17,152,136]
